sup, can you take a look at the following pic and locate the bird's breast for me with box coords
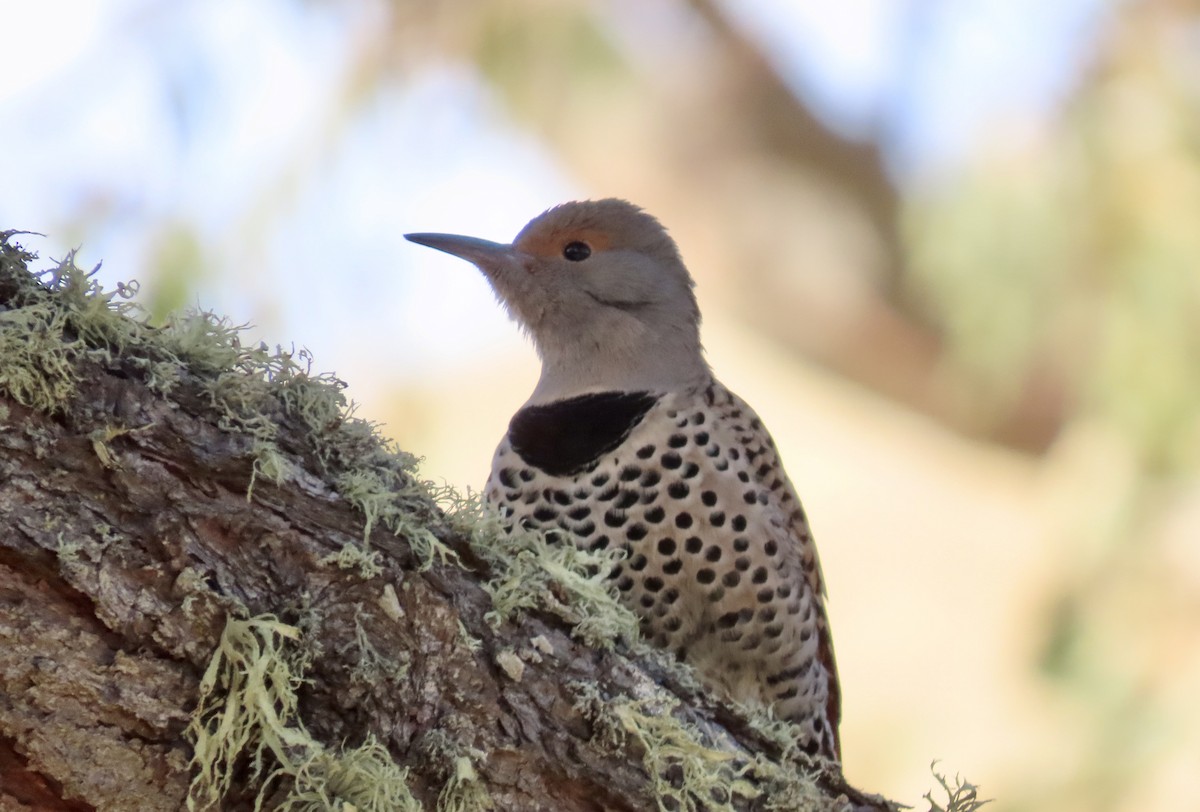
[507,391,660,477]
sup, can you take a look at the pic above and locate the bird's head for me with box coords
[406,199,708,403]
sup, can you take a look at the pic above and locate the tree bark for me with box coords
[0,236,896,811]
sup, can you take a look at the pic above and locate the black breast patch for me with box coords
[509,391,659,477]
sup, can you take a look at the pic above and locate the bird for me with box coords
[406,199,841,761]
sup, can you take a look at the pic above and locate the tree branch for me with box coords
[0,233,896,811]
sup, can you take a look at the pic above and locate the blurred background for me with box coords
[3,0,1198,809]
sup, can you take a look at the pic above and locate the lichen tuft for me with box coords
[449,491,639,650]
[187,615,420,812]
[924,763,990,812]
[575,683,758,812]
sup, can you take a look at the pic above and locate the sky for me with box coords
[0,0,1111,390]
[731,0,1107,172]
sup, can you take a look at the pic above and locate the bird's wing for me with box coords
[711,382,842,756]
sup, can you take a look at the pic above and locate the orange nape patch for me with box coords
[509,199,679,264]
[515,226,613,260]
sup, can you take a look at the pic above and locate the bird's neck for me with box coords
[527,343,709,406]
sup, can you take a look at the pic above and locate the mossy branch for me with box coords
[0,232,955,811]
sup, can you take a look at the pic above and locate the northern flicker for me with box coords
[406,199,841,760]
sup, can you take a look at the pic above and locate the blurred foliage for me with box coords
[474,5,632,123]
[905,0,1200,477]
[905,3,1200,810]
[146,222,207,322]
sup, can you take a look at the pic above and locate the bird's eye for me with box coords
[562,241,591,262]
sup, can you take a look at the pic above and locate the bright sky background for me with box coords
[0,0,1109,391]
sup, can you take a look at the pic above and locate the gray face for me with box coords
[406,199,709,403]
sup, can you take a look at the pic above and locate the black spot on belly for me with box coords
[615,490,639,510]
[508,391,659,477]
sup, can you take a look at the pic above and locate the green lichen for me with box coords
[742,707,814,766]
[576,684,758,812]
[319,542,385,579]
[456,619,483,653]
[436,755,495,812]
[278,736,420,812]
[749,752,834,812]
[349,606,410,686]
[187,615,420,812]
[0,297,79,412]
[574,678,850,812]
[334,467,458,570]
[450,492,639,650]
[54,531,84,565]
[187,615,309,808]
[90,423,153,469]
[0,235,144,412]
[414,732,495,812]
[924,763,989,812]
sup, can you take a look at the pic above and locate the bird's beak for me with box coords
[406,231,540,325]
[404,232,523,274]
